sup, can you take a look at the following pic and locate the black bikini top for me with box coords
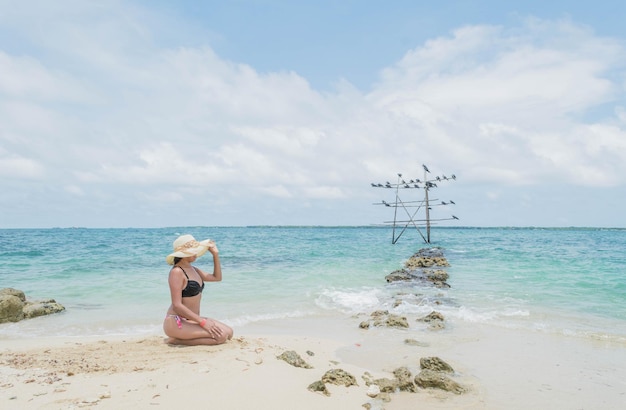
[179,267,204,298]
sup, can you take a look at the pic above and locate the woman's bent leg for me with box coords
[163,316,231,346]
[215,320,234,340]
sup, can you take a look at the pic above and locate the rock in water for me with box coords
[0,294,24,323]
[23,300,65,319]
[0,288,65,323]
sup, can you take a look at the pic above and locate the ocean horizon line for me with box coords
[1,225,624,231]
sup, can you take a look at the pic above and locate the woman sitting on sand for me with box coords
[163,234,233,345]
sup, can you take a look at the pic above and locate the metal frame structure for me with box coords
[372,164,458,244]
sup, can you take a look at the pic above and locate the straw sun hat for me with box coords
[166,234,214,265]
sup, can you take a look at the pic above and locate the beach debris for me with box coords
[420,357,454,373]
[359,310,409,329]
[417,311,445,330]
[404,338,429,347]
[366,384,381,398]
[393,367,417,392]
[0,288,65,323]
[414,369,466,394]
[276,350,313,369]
[79,397,101,405]
[370,377,396,393]
[308,370,358,397]
[307,380,330,396]
[362,361,465,396]
[321,369,358,387]
[419,311,445,322]
[363,367,416,393]
[415,356,465,393]
[384,315,409,328]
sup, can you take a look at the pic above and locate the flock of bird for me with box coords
[372,165,459,222]
[370,175,456,189]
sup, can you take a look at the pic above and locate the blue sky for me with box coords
[1,0,625,228]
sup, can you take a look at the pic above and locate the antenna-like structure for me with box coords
[371,164,458,244]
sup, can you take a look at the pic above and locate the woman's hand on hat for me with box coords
[208,243,219,255]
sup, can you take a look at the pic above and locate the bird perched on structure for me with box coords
[450,200,455,204]
[423,164,430,173]
[451,174,456,180]
[452,215,459,220]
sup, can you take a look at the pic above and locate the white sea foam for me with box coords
[226,310,311,327]
[315,287,388,314]
[451,306,498,322]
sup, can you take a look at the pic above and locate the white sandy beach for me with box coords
[1,314,625,410]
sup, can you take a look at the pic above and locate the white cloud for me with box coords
[302,186,346,199]
[0,52,83,100]
[368,18,626,187]
[234,126,323,156]
[0,151,44,178]
[259,185,293,198]
[0,4,624,227]
[64,185,84,196]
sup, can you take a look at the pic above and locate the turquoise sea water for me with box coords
[1,227,625,342]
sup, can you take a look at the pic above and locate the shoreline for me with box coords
[2,237,625,409]
[2,314,625,409]
[0,331,475,410]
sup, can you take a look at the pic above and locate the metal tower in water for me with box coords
[371,164,459,244]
